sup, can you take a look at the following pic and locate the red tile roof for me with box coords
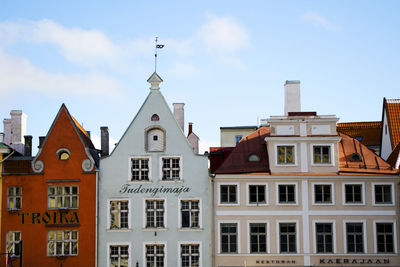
[384,98,400,148]
[337,121,381,146]
[211,127,398,175]
[387,141,400,168]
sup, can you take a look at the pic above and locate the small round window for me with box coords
[151,114,159,121]
[56,148,71,161]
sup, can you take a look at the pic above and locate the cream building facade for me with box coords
[210,81,400,267]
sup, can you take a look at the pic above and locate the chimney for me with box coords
[24,135,32,157]
[38,136,45,149]
[3,118,12,145]
[284,80,301,115]
[173,103,185,132]
[0,133,4,143]
[187,122,199,154]
[101,126,109,157]
[86,131,91,139]
[188,122,193,135]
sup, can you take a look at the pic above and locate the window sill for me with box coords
[277,203,298,206]
[143,227,168,231]
[218,203,240,207]
[343,203,365,206]
[160,179,183,183]
[7,208,21,213]
[48,207,78,210]
[128,180,152,183]
[312,202,335,206]
[178,228,203,232]
[247,203,269,206]
[373,203,394,207]
[107,229,132,232]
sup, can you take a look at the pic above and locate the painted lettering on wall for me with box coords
[119,184,191,196]
[319,258,390,264]
[18,210,80,225]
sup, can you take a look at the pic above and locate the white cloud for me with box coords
[0,50,123,96]
[168,61,200,77]
[302,12,338,31]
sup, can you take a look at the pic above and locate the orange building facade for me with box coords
[1,104,98,267]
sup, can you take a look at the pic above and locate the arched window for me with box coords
[56,148,71,160]
[248,154,260,162]
[151,114,159,121]
[146,128,165,152]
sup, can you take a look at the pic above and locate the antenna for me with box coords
[154,37,164,72]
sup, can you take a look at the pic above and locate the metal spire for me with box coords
[154,37,164,72]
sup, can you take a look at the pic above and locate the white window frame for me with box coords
[246,183,268,206]
[311,144,334,166]
[128,156,151,182]
[178,241,202,267]
[276,220,300,254]
[342,182,365,205]
[48,185,79,210]
[311,182,335,205]
[107,242,131,267]
[107,198,131,231]
[143,241,167,267]
[343,220,367,254]
[6,231,21,257]
[47,230,78,256]
[218,182,240,206]
[312,220,336,254]
[275,144,297,166]
[143,198,167,229]
[178,198,202,230]
[160,156,183,181]
[247,220,270,254]
[373,220,397,254]
[276,182,298,205]
[7,186,22,210]
[372,182,395,206]
[218,220,241,254]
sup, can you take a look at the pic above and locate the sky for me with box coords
[0,0,399,154]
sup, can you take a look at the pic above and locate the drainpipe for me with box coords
[210,172,216,267]
[95,169,99,267]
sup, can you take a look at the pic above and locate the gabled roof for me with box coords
[213,126,270,174]
[211,127,397,175]
[387,141,400,169]
[383,98,400,148]
[337,121,381,146]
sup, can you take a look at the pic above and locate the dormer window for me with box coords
[248,154,260,162]
[350,153,362,162]
[146,127,165,152]
[56,148,71,160]
[277,145,295,165]
[313,145,331,164]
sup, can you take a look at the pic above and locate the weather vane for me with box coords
[154,37,164,72]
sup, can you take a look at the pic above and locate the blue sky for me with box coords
[1,1,399,153]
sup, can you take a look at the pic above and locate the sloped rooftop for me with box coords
[337,121,381,146]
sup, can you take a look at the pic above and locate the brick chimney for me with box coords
[24,135,32,157]
[101,126,109,157]
[284,80,301,116]
[173,103,185,132]
[38,136,45,149]
[187,122,199,154]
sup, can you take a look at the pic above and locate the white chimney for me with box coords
[3,118,12,145]
[284,80,301,115]
[173,103,185,132]
[187,122,199,154]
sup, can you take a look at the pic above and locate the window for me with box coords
[146,200,165,228]
[181,244,200,267]
[277,145,295,164]
[313,145,331,164]
[346,223,364,253]
[145,244,165,267]
[374,184,393,205]
[376,223,394,253]
[131,158,149,181]
[250,223,267,253]
[235,135,242,144]
[7,186,22,210]
[280,223,296,253]
[162,157,180,180]
[48,186,78,209]
[220,184,237,204]
[249,185,266,205]
[110,245,129,267]
[316,223,333,253]
[181,200,200,228]
[344,184,363,204]
[151,114,159,121]
[6,231,21,257]
[220,223,238,253]
[278,184,296,204]
[248,154,260,162]
[314,184,332,204]
[110,200,129,230]
[57,148,71,161]
[47,230,78,256]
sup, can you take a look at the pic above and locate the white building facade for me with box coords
[98,73,210,267]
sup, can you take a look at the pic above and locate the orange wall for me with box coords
[1,108,97,267]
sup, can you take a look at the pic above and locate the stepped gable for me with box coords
[338,132,397,174]
[214,126,270,174]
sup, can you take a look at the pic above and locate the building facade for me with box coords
[211,81,400,267]
[98,72,210,267]
[1,105,98,267]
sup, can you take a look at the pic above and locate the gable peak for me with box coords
[147,72,163,90]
